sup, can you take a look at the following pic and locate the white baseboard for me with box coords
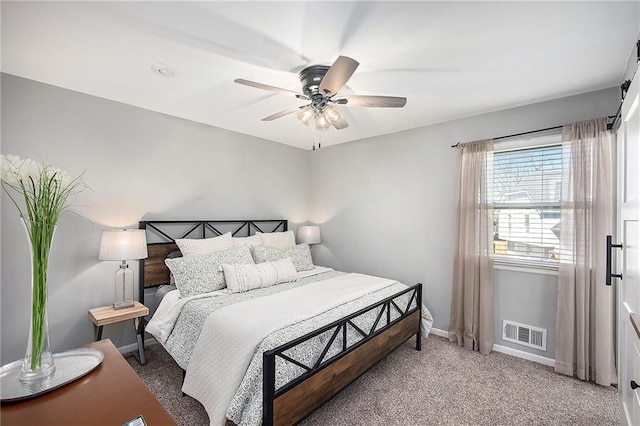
[492,344,555,367]
[429,327,449,338]
[429,327,555,367]
[117,337,157,355]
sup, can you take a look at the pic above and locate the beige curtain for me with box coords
[449,140,494,355]
[555,117,616,385]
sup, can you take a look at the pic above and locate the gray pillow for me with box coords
[251,243,314,272]
[154,284,177,311]
[166,250,183,259]
[165,246,254,297]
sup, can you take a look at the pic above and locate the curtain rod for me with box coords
[450,114,618,148]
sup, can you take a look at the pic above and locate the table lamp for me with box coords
[98,229,148,310]
[297,225,321,245]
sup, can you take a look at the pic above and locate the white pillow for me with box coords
[232,234,263,247]
[175,232,233,257]
[221,258,298,293]
[257,230,296,248]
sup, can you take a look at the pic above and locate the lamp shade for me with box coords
[297,225,321,245]
[314,113,330,131]
[324,105,342,124]
[98,229,148,261]
[297,106,315,125]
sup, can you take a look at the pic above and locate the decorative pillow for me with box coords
[166,251,182,286]
[165,246,254,297]
[221,258,298,294]
[257,230,296,248]
[232,234,263,248]
[175,232,233,257]
[251,243,314,272]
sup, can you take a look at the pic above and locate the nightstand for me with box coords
[88,301,149,365]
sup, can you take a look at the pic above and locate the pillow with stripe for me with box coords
[175,232,233,257]
[165,246,254,297]
[251,243,314,272]
[221,258,298,293]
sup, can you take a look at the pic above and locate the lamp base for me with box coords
[114,262,135,311]
[113,301,135,310]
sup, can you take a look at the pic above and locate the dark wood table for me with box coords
[0,339,176,425]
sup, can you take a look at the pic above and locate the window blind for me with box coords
[489,144,562,264]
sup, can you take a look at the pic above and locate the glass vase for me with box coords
[19,217,56,382]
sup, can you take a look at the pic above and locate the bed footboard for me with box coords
[263,283,422,426]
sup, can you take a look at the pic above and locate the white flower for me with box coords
[0,155,42,186]
[16,158,41,185]
[1,154,84,224]
[50,168,72,188]
[0,154,21,185]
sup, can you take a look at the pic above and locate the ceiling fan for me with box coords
[234,56,407,131]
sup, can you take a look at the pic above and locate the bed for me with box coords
[138,220,433,426]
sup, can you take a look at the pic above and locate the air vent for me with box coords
[502,320,547,351]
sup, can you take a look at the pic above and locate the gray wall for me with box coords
[0,72,621,363]
[0,73,310,364]
[309,87,619,358]
[494,269,558,356]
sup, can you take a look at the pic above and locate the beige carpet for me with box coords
[126,335,619,425]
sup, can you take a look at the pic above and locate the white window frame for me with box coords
[490,131,562,274]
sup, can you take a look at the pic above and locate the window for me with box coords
[490,135,562,267]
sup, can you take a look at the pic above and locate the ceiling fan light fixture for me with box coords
[235,56,405,134]
[315,113,330,131]
[297,106,315,125]
[324,105,342,124]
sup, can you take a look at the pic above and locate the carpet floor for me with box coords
[125,335,619,425]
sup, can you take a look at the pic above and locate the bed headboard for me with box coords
[137,219,288,303]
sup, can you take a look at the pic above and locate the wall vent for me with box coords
[502,320,547,351]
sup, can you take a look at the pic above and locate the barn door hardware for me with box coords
[606,235,623,286]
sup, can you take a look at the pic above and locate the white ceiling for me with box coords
[2,1,638,150]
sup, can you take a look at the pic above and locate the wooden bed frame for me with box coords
[138,219,422,426]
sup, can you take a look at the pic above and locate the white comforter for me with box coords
[146,267,433,426]
[146,266,335,344]
[183,273,399,426]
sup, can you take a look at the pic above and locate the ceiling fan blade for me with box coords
[332,115,349,130]
[235,79,308,100]
[336,95,407,108]
[319,56,359,97]
[261,106,302,121]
